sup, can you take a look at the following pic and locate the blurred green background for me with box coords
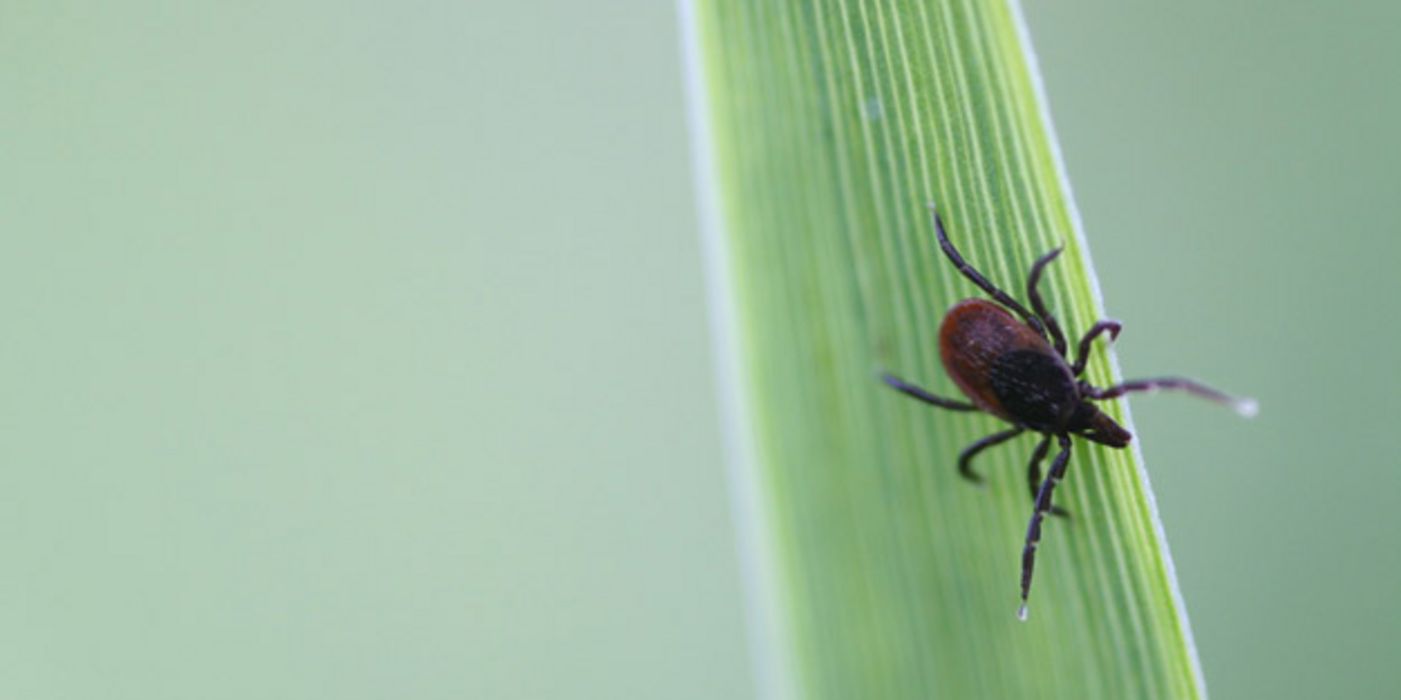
[1,2,1397,699]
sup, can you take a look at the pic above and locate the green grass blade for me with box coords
[681,1,1206,697]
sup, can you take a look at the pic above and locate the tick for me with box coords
[882,205,1255,620]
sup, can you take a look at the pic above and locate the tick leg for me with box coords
[928,204,1046,337]
[958,427,1024,483]
[1019,433,1073,621]
[1086,377,1258,418]
[1026,248,1068,357]
[881,373,979,412]
[1026,435,1070,518]
[1071,320,1122,376]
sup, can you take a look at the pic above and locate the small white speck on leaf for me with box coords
[863,96,883,121]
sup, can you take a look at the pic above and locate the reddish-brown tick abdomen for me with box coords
[938,299,1078,430]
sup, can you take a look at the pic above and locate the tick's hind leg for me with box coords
[1026,248,1068,356]
[1025,435,1070,518]
[1019,433,1073,621]
[1072,320,1122,376]
[957,427,1024,483]
[928,204,1045,337]
[1086,376,1258,417]
[881,373,979,411]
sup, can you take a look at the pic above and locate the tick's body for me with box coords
[942,300,1077,433]
[939,299,1129,446]
[883,206,1253,620]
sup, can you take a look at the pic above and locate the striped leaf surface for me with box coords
[682,1,1205,698]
